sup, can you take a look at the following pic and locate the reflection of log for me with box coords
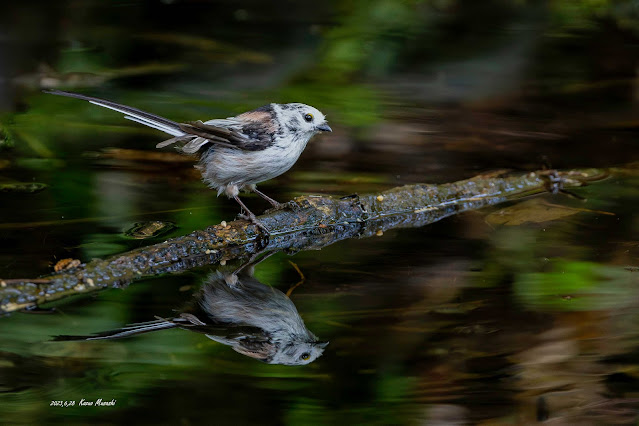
[0,169,606,313]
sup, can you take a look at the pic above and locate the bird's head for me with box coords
[277,103,332,137]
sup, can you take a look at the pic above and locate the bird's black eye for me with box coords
[304,113,313,122]
[300,352,311,361]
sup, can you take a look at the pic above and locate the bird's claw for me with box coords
[265,202,286,212]
[237,212,270,235]
[287,200,302,211]
[264,200,301,214]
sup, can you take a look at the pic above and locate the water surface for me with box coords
[1,1,639,424]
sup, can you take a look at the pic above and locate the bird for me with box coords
[53,266,328,366]
[43,89,332,229]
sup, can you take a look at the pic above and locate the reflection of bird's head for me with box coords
[200,271,328,366]
[266,339,329,366]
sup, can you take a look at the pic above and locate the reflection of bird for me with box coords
[54,268,328,366]
[44,90,331,227]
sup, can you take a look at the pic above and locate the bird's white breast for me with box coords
[198,133,312,192]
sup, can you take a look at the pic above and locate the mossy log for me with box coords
[0,168,606,313]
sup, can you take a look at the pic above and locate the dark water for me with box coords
[2,1,639,424]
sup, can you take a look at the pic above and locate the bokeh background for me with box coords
[1,1,639,424]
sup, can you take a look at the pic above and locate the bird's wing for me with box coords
[176,119,276,152]
[179,106,278,153]
[175,120,250,152]
[231,336,275,361]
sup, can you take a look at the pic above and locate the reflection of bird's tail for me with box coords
[52,318,177,341]
[43,89,186,137]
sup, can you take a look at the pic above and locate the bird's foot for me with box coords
[233,195,270,235]
[251,187,286,210]
[237,212,270,234]
[285,200,302,212]
[264,202,286,212]
[265,201,303,215]
[265,201,293,214]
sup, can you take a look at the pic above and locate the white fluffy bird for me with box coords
[45,90,332,228]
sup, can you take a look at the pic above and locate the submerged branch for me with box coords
[0,168,606,313]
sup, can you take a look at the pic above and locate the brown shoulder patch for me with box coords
[237,111,277,133]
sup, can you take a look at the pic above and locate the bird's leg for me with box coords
[232,250,277,277]
[232,195,257,220]
[232,195,270,233]
[250,185,284,209]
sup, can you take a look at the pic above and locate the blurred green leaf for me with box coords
[514,260,639,311]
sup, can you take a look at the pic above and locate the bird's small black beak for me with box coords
[317,124,332,132]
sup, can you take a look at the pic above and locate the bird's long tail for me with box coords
[52,318,178,341]
[43,89,186,137]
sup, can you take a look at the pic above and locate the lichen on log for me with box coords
[0,168,606,314]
